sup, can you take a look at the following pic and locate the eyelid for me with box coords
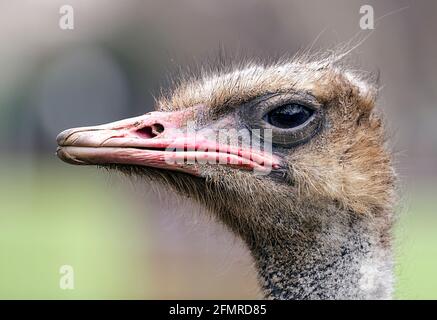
[241,92,320,125]
[254,93,321,116]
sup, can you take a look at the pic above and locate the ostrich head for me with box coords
[56,55,396,299]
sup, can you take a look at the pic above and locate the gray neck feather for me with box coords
[250,214,394,300]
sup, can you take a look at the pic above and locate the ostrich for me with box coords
[56,53,396,300]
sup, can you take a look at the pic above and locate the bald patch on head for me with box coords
[157,57,379,121]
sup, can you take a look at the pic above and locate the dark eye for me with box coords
[240,93,323,147]
[264,104,314,129]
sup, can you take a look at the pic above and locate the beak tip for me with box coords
[56,131,66,146]
[56,146,88,165]
[56,128,74,146]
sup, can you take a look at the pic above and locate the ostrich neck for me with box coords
[249,213,394,300]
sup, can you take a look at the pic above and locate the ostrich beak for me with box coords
[56,110,279,176]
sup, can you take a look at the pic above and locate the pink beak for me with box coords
[56,109,280,176]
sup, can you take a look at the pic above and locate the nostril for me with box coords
[135,123,164,139]
[151,123,164,135]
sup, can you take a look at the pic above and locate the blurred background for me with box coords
[0,0,436,299]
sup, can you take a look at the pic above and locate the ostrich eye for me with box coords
[264,104,313,129]
[240,93,323,147]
